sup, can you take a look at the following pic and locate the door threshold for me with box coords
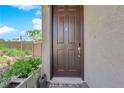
[49,77,85,84]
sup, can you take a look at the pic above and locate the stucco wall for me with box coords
[42,5,124,87]
[42,6,52,80]
[84,6,124,88]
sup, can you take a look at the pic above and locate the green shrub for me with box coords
[24,49,32,55]
[2,48,26,56]
[0,68,11,88]
[9,61,33,78]
[0,43,6,50]
[0,57,42,87]
[0,55,8,64]
[0,43,31,56]
[15,45,21,50]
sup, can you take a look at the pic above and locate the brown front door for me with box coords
[53,6,82,77]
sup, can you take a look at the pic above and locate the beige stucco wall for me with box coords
[84,6,124,88]
[42,6,52,80]
[42,5,124,87]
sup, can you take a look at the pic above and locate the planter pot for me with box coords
[6,78,26,88]
[25,65,42,88]
[10,65,42,88]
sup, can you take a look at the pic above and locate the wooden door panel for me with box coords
[57,49,64,71]
[68,15,75,43]
[53,6,81,77]
[57,16,64,43]
[53,6,66,76]
[68,49,75,70]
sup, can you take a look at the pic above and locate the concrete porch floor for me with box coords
[47,77,89,88]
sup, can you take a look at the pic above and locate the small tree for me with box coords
[25,29,42,57]
[26,29,42,42]
[0,38,5,43]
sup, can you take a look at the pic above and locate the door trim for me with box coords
[80,6,84,80]
[50,6,84,80]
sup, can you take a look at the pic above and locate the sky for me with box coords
[0,5,42,40]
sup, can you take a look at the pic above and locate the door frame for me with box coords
[50,5,84,80]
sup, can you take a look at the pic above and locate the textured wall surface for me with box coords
[42,5,124,87]
[42,6,52,80]
[84,6,124,88]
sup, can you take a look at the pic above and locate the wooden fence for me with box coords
[3,41,42,57]
[4,41,32,50]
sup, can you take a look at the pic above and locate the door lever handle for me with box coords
[78,43,81,58]
[78,47,80,58]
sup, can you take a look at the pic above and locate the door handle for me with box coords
[78,43,80,58]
